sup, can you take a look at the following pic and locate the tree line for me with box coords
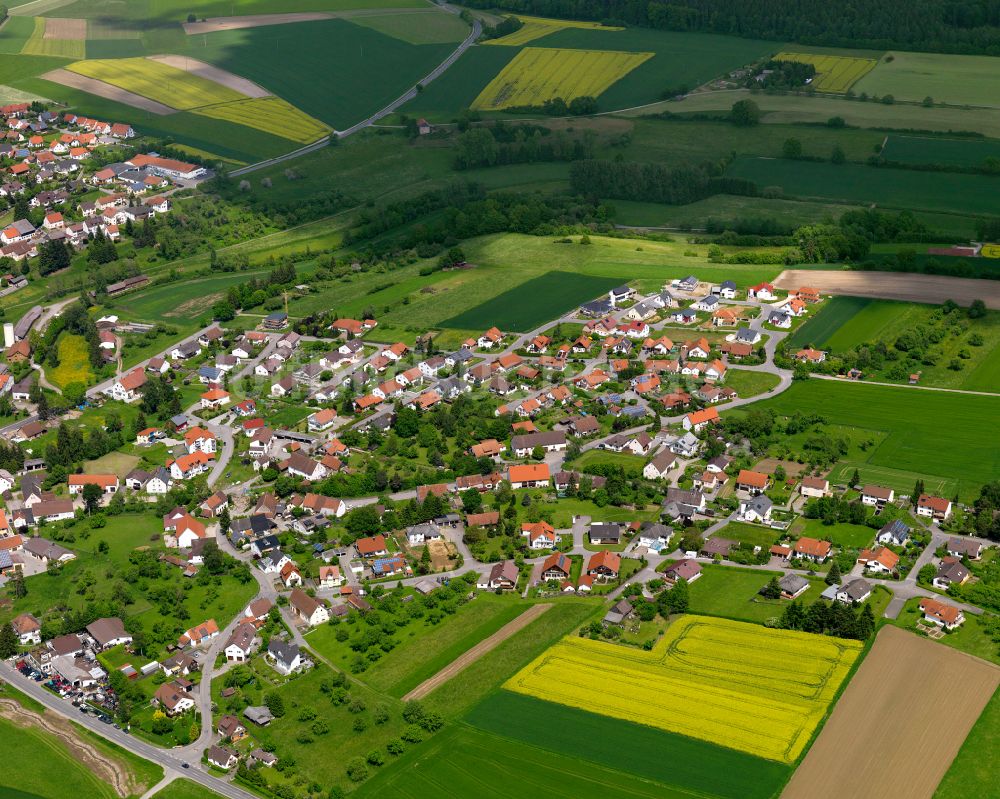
[462,0,1000,55]
[569,159,758,205]
[452,125,596,169]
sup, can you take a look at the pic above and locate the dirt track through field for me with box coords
[182,12,333,34]
[0,697,141,797]
[43,17,85,39]
[402,603,552,701]
[774,269,1000,309]
[41,69,176,114]
[146,55,271,98]
[782,626,999,799]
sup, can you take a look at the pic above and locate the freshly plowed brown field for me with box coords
[774,269,1000,309]
[782,625,999,799]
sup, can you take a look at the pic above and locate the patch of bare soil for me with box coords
[402,604,552,701]
[146,55,271,99]
[782,626,999,799]
[0,697,143,797]
[774,269,1000,309]
[41,69,175,115]
[182,12,333,34]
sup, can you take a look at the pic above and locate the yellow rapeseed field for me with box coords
[194,97,330,144]
[981,244,1000,258]
[66,57,244,110]
[484,15,623,47]
[472,47,652,110]
[774,52,877,93]
[505,615,862,763]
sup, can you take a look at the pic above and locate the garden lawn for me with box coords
[574,448,645,473]
[725,369,780,398]
[934,687,1000,799]
[742,379,1000,501]
[790,517,875,549]
[49,333,94,388]
[467,691,790,799]
[306,594,529,696]
[687,564,827,624]
[717,522,780,549]
[726,156,1000,216]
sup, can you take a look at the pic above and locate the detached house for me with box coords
[289,588,329,627]
[916,494,952,521]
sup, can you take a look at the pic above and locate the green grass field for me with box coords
[118,270,269,325]
[891,599,1000,666]
[934,687,1000,798]
[725,369,780,397]
[726,156,1000,215]
[789,296,872,348]
[855,51,1000,108]
[193,18,455,130]
[349,9,469,44]
[659,89,1000,140]
[790,517,875,549]
[440,271,621,331]
[686,564,827,624]
[716,522,781,548]
[745,379,1000,500]
[151,780,221,799]
[466,691,791,799]
[881,134,1000,168]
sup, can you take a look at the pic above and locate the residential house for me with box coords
[478,561,519,591]
[861,485,894,507]
[794,537,832,563]
[540,552,571,581]
[916,494,953,521]
[522,521,557,550]
[266,639,302,676]
[799,476,830,498]
[919,597,965,630]
[736,469,769,495]
[288,588,329,626]
[508,463,550,489]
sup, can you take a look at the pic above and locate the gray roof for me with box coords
[589,523,621,541]
[779,573,809,593]
[745,495,773,515]
[838,578,872,601]
[267,638,299,666]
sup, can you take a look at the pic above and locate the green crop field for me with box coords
[120,270,269,324]
[685,565,829,623]
[726,156,1000,215]
[934,687,1000,799]
[467,691,791,799]
[193,18,455,129]
[0,16,37,53]
[354,724,697,799]
[882,134,1000,168]
[440,271,622,331]
[350,9,469,44]
[404,28,776,120]
[855,51,1000,108]
[744,379,1000,499]
[789,296,872,348]
[613,195,862,229]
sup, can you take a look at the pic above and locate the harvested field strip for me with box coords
[403,603,551,701]
[41,68,176,114]
[773,269,1000,310]
[8,0,73,15]
[506,615,861,763]
[782,625,999,799]
[484,15,622,46]
[20,17,84,58]
[146,55,270,98]
[43,17,85,39]
[774,52,876,93]
[193,97,329,144]
[472,47,652,110]
[65,57,245,110]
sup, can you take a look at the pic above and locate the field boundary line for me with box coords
[402,603,553,701]
[812,373,1000,397]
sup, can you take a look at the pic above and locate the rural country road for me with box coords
[231,11,481,176]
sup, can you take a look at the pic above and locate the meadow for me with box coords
[152,780,221,799]
[193,96,329,143]
[790,297,911,350]
[686,564,828,624]
[726,156,1000,215]
[349,9,469,44]
[716,521,781,548]
[881,134,1000,168]
[116,270,270,325]
[439,271,622,331]
[467,692,791,799]
[506,616,861,763]
[48,332,95,388]
[471,47,652,110]
[774,52,876,93]
[745,379,1000,499]
[789,518,875,549]
[933,688,1000,798]
[66,56,243,109]
[855,51,1000,108]
[725,369,780,397]
[193,18,456,129]
[21,17,86,58]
